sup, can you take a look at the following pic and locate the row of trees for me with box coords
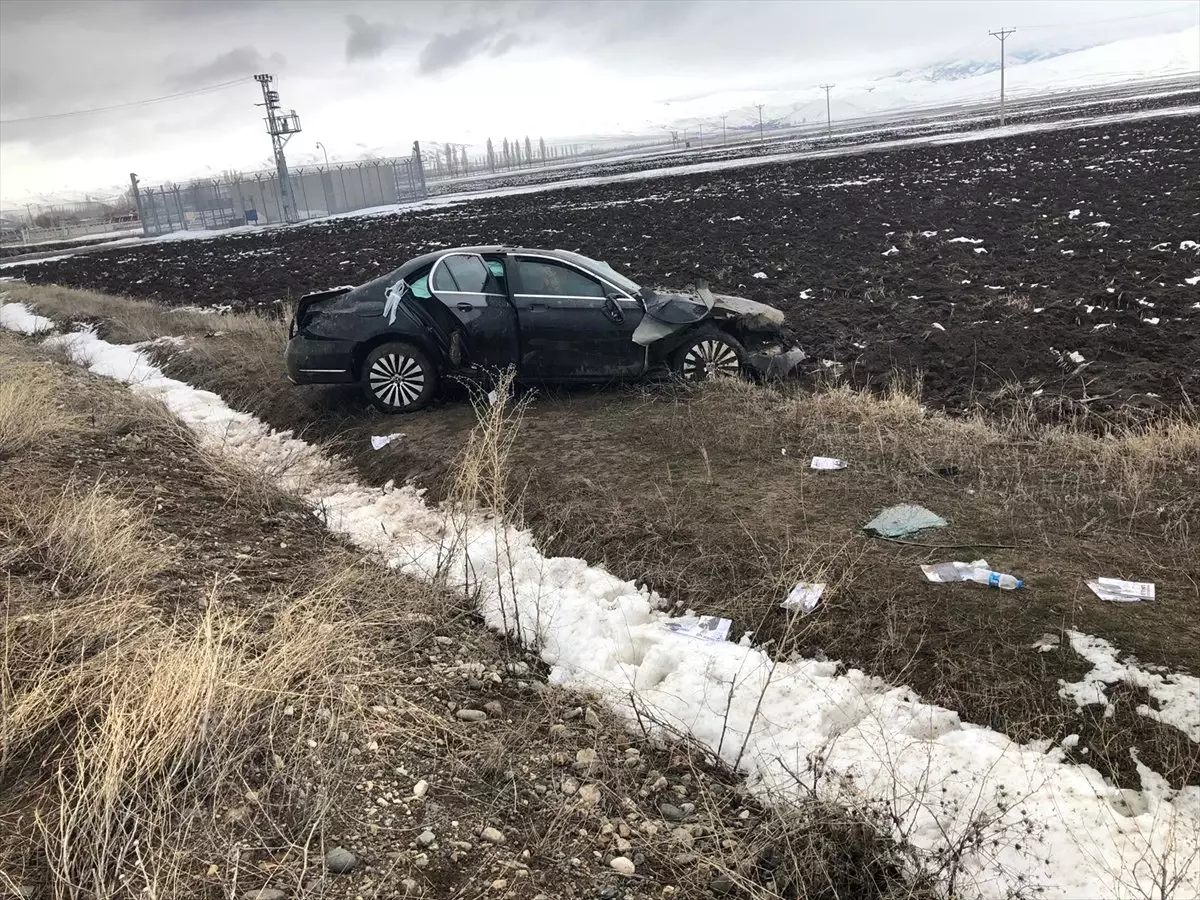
[426,137,595,179]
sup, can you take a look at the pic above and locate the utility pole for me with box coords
[721,115,727,146]
[819,84,835,138]
[989,27,1016,126]
[316,141,329,167]
[254,73,302,223]
[755,104,765,142]
[698,124,703,147]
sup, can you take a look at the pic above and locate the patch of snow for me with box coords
[751,271,768,279]
[0,299,54,333]
[1068,209,1081,219]
[6,310,1200,900]
[1068,351,1086,365]
[948,237,984,244]
[1184,276,1199,286]
[798,289,813,300]
[1181,241,1199,252]
[920,230,938,237]
[727,216,744,222]
[882,246,900,257]
[1059,632,1200,742]
[931,322,945,331]
[0,253,77,269]
[1144,317,1160,325]
[984,285,1005,291]
[974,248,988,254]
[1091,222,1112,228]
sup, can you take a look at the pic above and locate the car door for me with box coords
[427,252,519,370]
[510,254,645,380]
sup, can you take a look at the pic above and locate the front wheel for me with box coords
[671,329,746,381]
[362,341,438,413]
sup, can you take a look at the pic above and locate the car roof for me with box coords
[396,246,581,274]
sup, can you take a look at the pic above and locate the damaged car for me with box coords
[286,246,793,412]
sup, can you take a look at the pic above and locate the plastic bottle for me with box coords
[965,568,1024,590]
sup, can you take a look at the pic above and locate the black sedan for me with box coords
[286,246,791,412]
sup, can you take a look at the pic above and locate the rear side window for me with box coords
[433,254,497,293]
[409,273,431,299]
[516,258,604,298]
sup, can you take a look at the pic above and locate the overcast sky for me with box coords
[1,0,1197,202]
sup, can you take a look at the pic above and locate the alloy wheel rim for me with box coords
[682,340,740,380]
[369,353,425,407]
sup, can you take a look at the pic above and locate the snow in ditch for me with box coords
[0,302,54,333]
[3,301,1200,900]
[1059,632,1200,742]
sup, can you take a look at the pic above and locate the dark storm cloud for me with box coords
[417,25,521,76]
[345,13,397,62]
[167,47,286,87]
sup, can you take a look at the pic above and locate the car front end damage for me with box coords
[634,281,806,378]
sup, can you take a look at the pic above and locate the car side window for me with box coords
[409,271,431,299]
[516,258,605,298]
[432,253,498,294]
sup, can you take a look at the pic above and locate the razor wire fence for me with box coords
[133,152,427,238]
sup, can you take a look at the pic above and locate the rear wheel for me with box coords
[672,328,746,381]
[362,341,438,413]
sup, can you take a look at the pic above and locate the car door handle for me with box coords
[456,303,474,312]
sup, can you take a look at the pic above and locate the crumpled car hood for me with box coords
[633,282,785,346]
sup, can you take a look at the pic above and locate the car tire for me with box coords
[671,328,746,381]
[362,341,438,413]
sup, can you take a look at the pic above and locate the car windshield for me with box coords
[555,250,641,295]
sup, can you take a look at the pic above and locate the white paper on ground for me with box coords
[370,433,405,450]
[922,559,989,583]
[487,390,498,406]
[1086,578,1155,603]
[782,582,825,613]
[810,456,848,470]
[662,615,731,642]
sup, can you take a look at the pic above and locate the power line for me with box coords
[819,84,835,138]
[989,27,1017,126]
[0,77,250,124]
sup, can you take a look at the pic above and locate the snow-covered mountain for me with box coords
[663,26,1199,135]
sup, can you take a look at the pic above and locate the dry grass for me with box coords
[0,338,78,456]
[1,281,286,346]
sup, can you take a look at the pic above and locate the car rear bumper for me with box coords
[285,335,357,385]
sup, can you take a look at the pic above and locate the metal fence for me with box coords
[134,151,427,238]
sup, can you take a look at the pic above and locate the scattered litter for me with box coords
[752,271,768,279]
[818,359,845,376]
[923,560,1023,590]
[370,433,405,450]
[1067,350,1086,364]
[864,504,947,538]
[1087,578,1155,604]
[487,389,498,406]
[1031,633,1061,652]
[781,582,825,614]
[810,456,848,470]
[663,615,731,642]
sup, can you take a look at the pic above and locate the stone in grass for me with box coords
[480,826,506,844]
[456,708,487,722]
[324,846,358,874]
[609,856,636,875]
[242,889,287,900]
